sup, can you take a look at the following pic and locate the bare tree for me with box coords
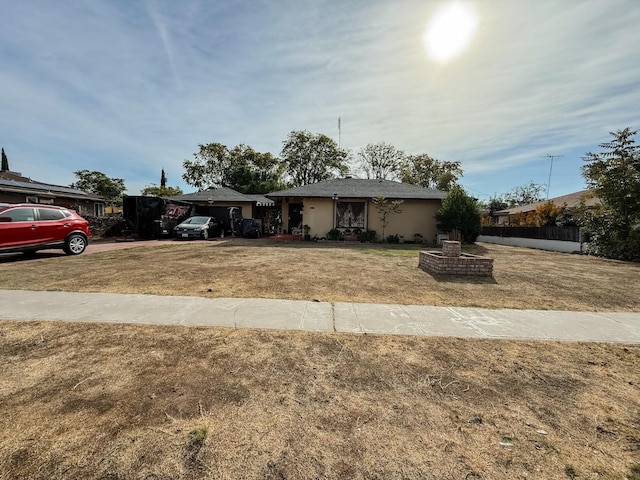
[357,142,404,180]
[372,196,404,240]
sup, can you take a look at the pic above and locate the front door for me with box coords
[288,203,302,233]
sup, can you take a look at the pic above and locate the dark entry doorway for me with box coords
[288,203,302,233]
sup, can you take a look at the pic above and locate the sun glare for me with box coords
[424,1,478,63]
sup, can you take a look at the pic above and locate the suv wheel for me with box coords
[64,234,88,255]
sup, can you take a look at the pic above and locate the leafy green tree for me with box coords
[140,185,183,197]
[581,128,640,261]
[399,154,462,191]
[182,143,232,190]
[71,170,126,205]
[503,181,545,207]
[357,142,404,180]
[226,144,286,194]
[182,143,285,193]
[435,186,481,244]
[371,196,404,240]
[486,196,508,214]
[281,130,349,187]
[479,196,509,225]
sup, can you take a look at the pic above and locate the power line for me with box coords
[542,154,563,199]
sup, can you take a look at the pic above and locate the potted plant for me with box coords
[344,228,359,241]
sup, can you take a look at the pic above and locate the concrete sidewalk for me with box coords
[1,289,639,343]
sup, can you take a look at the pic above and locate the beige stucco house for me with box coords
[492,189,600,225]
[267,178,446,242]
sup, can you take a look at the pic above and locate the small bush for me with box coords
[187,426,208,449]
[186,426,208,463]
[386,234,400,244]
[358,229,377,243]
[564,465,578,479]
[327,228,342,241]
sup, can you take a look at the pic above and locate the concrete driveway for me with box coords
[0,238,176,263]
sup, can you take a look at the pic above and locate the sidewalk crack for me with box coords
[331,302,336,332]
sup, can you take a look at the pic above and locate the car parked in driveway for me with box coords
[174,216,220,240]
[0,203,91,255]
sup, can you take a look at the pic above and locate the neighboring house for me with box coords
[173,187,278,233]
[267,177,447,241]
[0,170,106,217]
[492,189,600,225]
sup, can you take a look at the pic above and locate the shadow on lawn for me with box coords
[0,251,66,264]
[422,272,498,284]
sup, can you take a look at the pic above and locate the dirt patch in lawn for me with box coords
[1,320,639,479]
[1,240,639,311]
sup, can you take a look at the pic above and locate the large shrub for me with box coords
[581,208,640,261]
[581,128,640,261]
[85,216,125,238]
[435,186,481,244]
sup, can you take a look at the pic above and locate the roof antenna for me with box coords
[542,154,563,199]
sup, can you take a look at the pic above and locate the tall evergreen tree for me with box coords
[435,186,482,244]
[1,148,9,171]
[161,168,167,188]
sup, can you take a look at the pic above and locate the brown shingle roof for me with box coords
[0,171,104,202]
[494,189,600,216]
[268,178,446,200]
[173,186,254,203]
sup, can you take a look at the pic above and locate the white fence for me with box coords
[477,235,584,253]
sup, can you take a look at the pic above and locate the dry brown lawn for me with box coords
[2,240,640,479]
[1,320,639,479]
[0,239,639,311]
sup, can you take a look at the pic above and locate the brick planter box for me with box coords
[419,242,494,277]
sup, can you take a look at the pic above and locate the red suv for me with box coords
[0,203,91,256]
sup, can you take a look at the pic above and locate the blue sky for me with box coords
[1,0,639,201]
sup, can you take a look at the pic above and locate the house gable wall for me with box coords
[367,199,441,242]
[287,197,442,241]
[0,190,104,217]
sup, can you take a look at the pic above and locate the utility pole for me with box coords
[542,154,563,199]
[338,117,341,149]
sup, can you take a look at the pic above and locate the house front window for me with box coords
[336,202,365,229]
[95,203,105,217]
